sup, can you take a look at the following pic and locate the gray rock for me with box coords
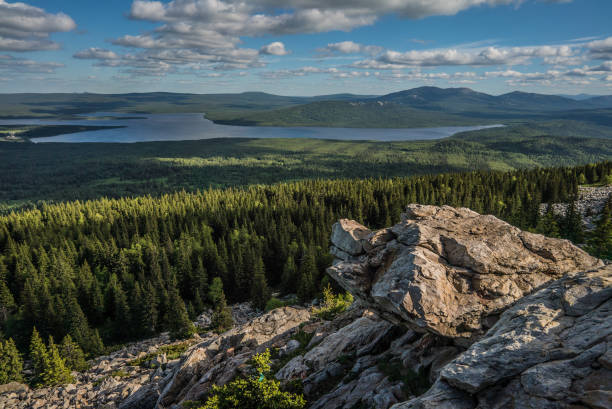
[0,383,29,395]
[331,219,372,256]
[328,204,603,341]
[157,306,310,407]
[119,384,160,409]
[302,313,393,372]
[279,339,301,357]
[392,265,612,409]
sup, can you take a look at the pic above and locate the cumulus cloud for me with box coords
[261,66,339,79]
[587,37,612,60]
[317,41,383,56]
[0,0,76,51]
[352,44,577,69]
[82,0,571,77]
[224,0,567,21]
[484,64,611,86]
[0,54,63,73]
[74,48,120,60]
[259,42,289,56]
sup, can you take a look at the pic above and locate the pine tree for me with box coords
[87,329,105,357]
[561,201,585,243]
[60,335,88,372]
[131,282,158,338]
[250,256,270,311]
[167,286,195,340]
[210,278,233,333]
[535,206,561,238]
[104,274,131,341]
[0,280,15,323]
[208,277,225,305]
[297,247,317,303]
[30,328,49,387]
[43,336,74,386]
[280,256,297,294]
[0,338,23,384]
[587,197,612,260]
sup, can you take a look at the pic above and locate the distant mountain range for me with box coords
[2,86,612,130]
[557,93,606,101]
[375,87,612,112]
[205,87,612,128]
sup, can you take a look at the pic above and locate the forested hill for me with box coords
[2,87,611,129]
[2,127,612,210]
[0,162,610,357]
[204,87,612,127]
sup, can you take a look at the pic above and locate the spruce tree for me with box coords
[30,328,49,387]
[0,280,15,323]
[131,282,158,338]
[87,329,105,357]
[43,336,74,386]
[167,287,195,340]
[561,201,585,243]
[250,256,271,311]
[60,335,88,372]
[297,247,317,303]
[209,278,233,332]
[280,256,297,294]
[0,338,23,384]
[587,197,612,260]
[208,277,225,305]
[535,206,561,238]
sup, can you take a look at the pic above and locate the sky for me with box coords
[0,0,611,96]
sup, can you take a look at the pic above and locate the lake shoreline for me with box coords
[0,112,504,143]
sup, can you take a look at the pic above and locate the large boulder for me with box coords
[328,204,603,341]
[392,264,612,409]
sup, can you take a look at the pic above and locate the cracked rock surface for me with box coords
[393,264,612,409]
[328,204,603,341]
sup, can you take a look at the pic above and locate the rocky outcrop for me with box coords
[0,333,188,409]
[155,306,310,408]
[328,204,603,341]
[540,185,612,229]
[393,264,612,409]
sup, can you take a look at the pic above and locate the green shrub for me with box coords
[110,370,129,378]
[265,298,287,312]
[313,285,353,321]
[200,349,306,409]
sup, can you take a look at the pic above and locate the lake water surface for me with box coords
[0,113,503,143]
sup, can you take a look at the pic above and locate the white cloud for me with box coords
[0,54,63,73]
[353,44,577,69]
[259,42,289,56]
[74,48,120,60]
[0,0,76,51]
[483,65,610,85]
[260,66,341,79]
[74,0,576,78]
[317,41,383,56]
[587,37,612,60]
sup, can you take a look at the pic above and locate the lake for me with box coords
[0,113,504,143]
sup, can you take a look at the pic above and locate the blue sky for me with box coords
[0,0,611,95]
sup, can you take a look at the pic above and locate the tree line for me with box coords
[0,162,610,386]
